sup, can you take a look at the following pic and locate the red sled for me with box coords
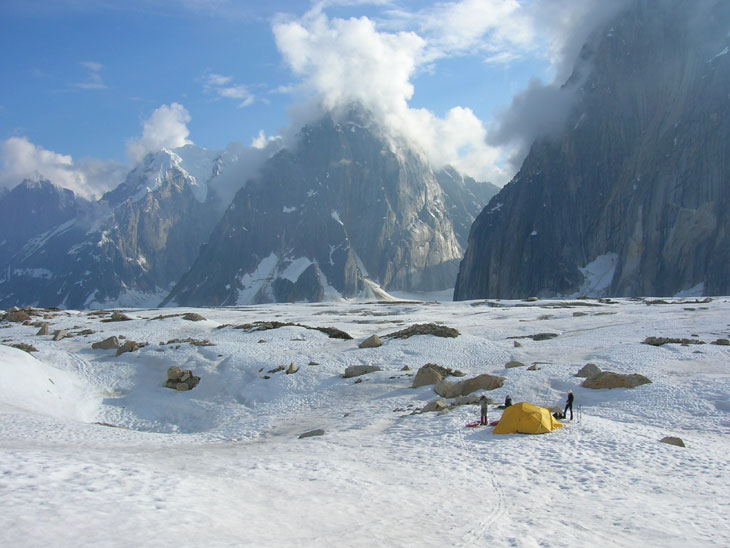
[465,420,482,427]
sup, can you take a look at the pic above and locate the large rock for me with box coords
[420,398,449,413]
[454,1,730,299]
[92,336,121,350]
[582,372,652,389]
[385,323,460,339]
[343,365,382,378]
[660,436,686,447]
[434,374,505,398]
[576,363,601,378]
[411,364,444,388]
[5,310,31,323]
[299,429,325,439]
[359,334,383,349]
[115,340,138,356]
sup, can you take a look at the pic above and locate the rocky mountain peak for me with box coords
[455,0,730,300]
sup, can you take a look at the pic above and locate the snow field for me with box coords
[0,297,729,547]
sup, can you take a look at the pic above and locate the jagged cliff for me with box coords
[0,148,220,308]
[165,110,496,306]
[455,0,730,299]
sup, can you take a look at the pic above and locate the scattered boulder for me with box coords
[420,398,449,413]
[359,334,383,349]
[643,336,703,346]
[412,364,444,388]
[434,374,505,398]
[385,323,459,339]
[286,362,299,374]
[576,363,601,378]
[526,297,538,302]
[115,340,138,356]
[505,360,525,369]
[527,364,540,371]
[299,429,325,439]
[5,310,31,323]
[660,436,685,448]
[234,321,352,340]
[182,312,206,322]
[507,333,558,342]
[9,343,37,353]
[711,338,730,346]
[52,329,69,341]
[343,365,382,378]
[531,333,558,341]
[582,372,652,389]
[92,336,121,350]
[36,323,50,336]
[513,341,522,348]
[400,365,410,371]
[165,366,200,390]
[453,394,486,406]
[102,311,132,323]
[268,365,285,374]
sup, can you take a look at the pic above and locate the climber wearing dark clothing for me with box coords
[564,391,574,421]
[480,395,488,425]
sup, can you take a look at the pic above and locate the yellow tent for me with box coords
[493,402,563,435]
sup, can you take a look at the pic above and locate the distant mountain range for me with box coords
[0,110,496,308]
[455,0,730,299]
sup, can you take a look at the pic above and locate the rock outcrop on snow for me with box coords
[582,372,652,389]
[455,0,730,299]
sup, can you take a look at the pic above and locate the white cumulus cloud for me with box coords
[0,136,124,199]
[125,103,193,163]
[273,9,507,183]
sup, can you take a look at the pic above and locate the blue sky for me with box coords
[0,0,625,197]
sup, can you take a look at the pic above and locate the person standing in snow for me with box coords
[564,391,574,421]
[504,395,512,408]
[480,395,489,425]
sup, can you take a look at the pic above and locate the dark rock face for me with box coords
[165,109,494,306]
[455,0,730,300]
[0,149,219,308]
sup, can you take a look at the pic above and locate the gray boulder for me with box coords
[36,323,50,336]
[52,329,69,341]
[412,364,444,388]
[505,360,525,369]
[92,336,121,350]
[359,334,383,349]
[435,374,505,398]
[420,398,449,413]
[582,372,652,389]
[286,362,299,374]
[182,312,206,322]
[115,340,137,356]
[299,429,325,439]
[343,365,382,378]
[660,436,685,448]
[576,363,601,378]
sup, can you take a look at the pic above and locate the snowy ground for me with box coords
[1,297,729,547]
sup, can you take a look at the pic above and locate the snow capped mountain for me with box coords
[455,0,730,300]
[0,146,222,309]
[163,109,497,306]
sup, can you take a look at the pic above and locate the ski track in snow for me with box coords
[0,298,729,547]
